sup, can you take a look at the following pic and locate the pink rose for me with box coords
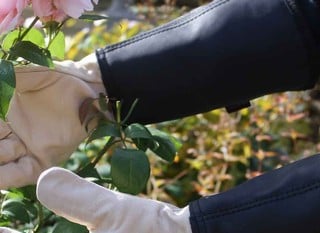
[32,0,99,23]
[0,0,29,34]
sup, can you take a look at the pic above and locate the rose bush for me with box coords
[0,0,104,120]
[0,0,99,33]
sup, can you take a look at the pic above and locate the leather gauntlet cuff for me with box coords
[189,154,320,233]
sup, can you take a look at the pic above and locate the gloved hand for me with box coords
[34,167,192,233]
[0,54,110,189]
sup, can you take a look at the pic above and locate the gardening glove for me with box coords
[0,54,111,189]
[36,167,192,233]
[0,227,20,233]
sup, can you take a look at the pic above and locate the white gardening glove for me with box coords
[0,227,20,233]
[36,167,192,233]
[0,54,111,189]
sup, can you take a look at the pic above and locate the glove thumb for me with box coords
[37,167,192,233]
[36,167,111,231]
[0,227,21,233]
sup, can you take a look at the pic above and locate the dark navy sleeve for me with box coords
[189,153,320,233]
[96,0,320,124]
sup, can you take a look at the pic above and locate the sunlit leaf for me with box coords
[48,31,65,59]
[10,41,53,68]
[2,28,45,51]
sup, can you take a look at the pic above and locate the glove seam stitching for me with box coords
[284,0,320,85]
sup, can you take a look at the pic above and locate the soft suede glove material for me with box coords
[0,54,108,189]
[36,167,192,233]
[0,227,20,233]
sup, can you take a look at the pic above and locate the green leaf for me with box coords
[130,126,181,162]
[148,128,177,163]
[111,148,150,195]
[1,199,30,223]
[124,123,153,139]
[0,60,15,119]
[126,123,156,152]
[87,121,120,144]
[52,219,88,233]
[77,163,101,179]
[79,14,109,21]
[16,185,37,202]
[0,59,15,87]
[48,31,65,60]
[66,151,90,171]
[121,99,139,124]
[2,28,45,51]
[132,138,155,151]
[10,41,54,68]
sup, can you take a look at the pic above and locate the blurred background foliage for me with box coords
[2,0,320,232]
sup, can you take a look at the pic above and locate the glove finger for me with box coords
[0,227,21,233]
[0,155,42,189]
[0,133,27,165]
[37,167,119,230]
[0,121,11,139]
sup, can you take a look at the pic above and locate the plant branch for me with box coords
[121,99,139,124]
[46,19,67,49]
[91,137,116,167]
[34,201,44,233]
[19,17,40,41]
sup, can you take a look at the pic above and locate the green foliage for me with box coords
[111,148,150,194]
[10,41,54,68]
[52,219,88,233]
[0,59,15,120]
[48,32,65,60]
[0,60,15,87]
[125,123,153,140]
[86,121,120,144]
[147,128,179,162]
[0,11,109,121]
[81,97,179,194]
[2,28,45,50]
